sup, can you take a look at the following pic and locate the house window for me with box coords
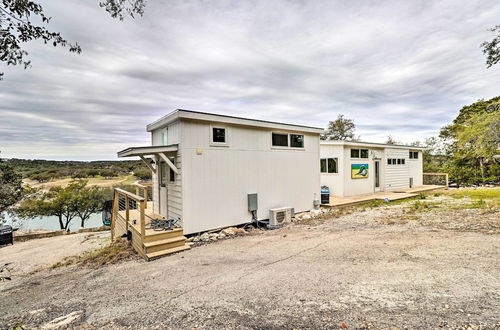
[272,133,289,147]
[320,158,338,173]
[212,127,226,144]
[409,151,419,159]
[290,134,304,148]
[169,157,176,182]
[320,159,327,173]
[162,129,168,145]
[351,149,368,158]
[160,161,167,187]
[388,158,406,165]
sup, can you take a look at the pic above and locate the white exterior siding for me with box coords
[342,147,384,197]
[151,121,180,146]
[319,144,344,197]
[408,150,423,187]
[180,120,320,234]
[150,121,183,220]
[384,148,410,191]
[152,156,160,215]
[167,150,182,222]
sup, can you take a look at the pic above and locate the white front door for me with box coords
[374,160,381,192]
[159,161,168,218]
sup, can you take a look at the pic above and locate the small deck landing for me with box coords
[114,200,190,260]
[323,185,445,207]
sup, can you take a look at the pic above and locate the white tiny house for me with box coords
[118,109,323,235]
[320,141,425,197]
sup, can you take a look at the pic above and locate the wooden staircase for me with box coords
[142,228,191,260]
[112,187,191,261]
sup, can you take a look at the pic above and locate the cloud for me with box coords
[1,0,499,160]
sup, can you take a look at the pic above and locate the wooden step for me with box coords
[143,227,184,242]
[144,236,187,254]
[146,245,191,260]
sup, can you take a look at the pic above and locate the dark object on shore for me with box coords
[0,225,18,246]
[102,200,113,226]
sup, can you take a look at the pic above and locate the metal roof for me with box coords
[146,109,324,133]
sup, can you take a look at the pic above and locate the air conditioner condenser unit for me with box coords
[268,207,293,229]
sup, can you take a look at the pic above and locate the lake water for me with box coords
[2,211,104,232]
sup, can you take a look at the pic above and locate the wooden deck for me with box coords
[112,189,190,260]
[323,185,445,207]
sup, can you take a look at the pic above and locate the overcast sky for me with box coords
[1,0,499,160]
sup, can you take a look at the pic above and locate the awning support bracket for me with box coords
[139,156,156,174]
[158,152,179,174]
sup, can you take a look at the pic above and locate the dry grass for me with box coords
[49,238,137,270]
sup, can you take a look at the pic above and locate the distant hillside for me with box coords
[2,158,150,182]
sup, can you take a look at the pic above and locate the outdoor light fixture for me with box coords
[149,158,156,165]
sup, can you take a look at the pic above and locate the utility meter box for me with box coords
[247,193,258,212]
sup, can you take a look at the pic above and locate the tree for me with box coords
[481,25,500,68]
[455,112,500,183]
[73,181,106,228]
[15,180,105,231]
[321,114,357,141]
[0,158,22,222]
[385,135,401,145]
[440,96,500,185]
[0,0,145,79]
[133,168,152,181]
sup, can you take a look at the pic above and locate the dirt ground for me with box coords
[0,191,499,329]
[0,232,110,276]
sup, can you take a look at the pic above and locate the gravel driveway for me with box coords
[0,197,499,329]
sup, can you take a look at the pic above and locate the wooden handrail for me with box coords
[114,188,144,202]
[423,172,449,190]
[133,183,150,209]
[112,187,147,241]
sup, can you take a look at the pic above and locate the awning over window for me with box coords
[117,145,179,174]
[117,145,178,157]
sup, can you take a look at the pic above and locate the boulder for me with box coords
[200,233,210,242]
[310,209,322,217]
[222,227,238,235]
[302,214,312,220]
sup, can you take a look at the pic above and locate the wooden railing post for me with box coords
[111,189,118,241]
[140,200,146,238]
[144,187,148,209]
[445,173,449,189]
[125,194,130,232]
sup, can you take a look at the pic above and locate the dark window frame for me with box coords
[211,127,227,144]
[320,158,338,173]
[320,159,327,173]
[169,157,176,182]
[290,134,304,148]
[351,149,360,158]
[272,132,289,147]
